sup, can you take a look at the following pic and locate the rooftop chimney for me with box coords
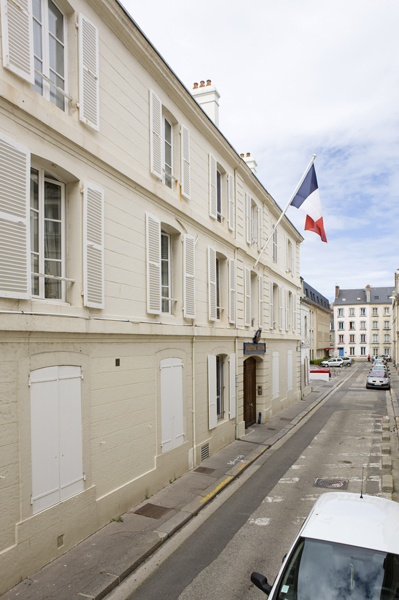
[243,152,257,174]
[191,79,220,127]
[365,285,370,303]
[335,285,339,299]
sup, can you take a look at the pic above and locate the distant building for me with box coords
[301,280,331,360]
[333,285,394,359]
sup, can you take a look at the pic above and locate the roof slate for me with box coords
[334,286,394,305]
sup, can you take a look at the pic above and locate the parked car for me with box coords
[320,357,344,368]
[366,369,390,389]
[380,354,391,362]
[341,357,353,366]
[309,364,331,378]
[251,492,399,597]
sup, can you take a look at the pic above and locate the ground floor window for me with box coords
[350,347,355,356]
[216,355,224,420]
[373,348,379,356]
[360,347,366,356]
[384,348,390,355]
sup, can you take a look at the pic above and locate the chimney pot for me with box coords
[206,79,211,86]
[246,152,250,157]
[240,153,244,158]
[193,82,198,89]
[335,285,339,298]
[200,80,205,88]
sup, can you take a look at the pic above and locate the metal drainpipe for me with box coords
[192,329,196,468]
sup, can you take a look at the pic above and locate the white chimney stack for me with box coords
[241,152,257,174]
[192,80,220,127]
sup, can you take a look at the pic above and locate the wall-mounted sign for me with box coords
[243,342,266,355]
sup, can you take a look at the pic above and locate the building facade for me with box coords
[333,285,394,359]
[301,280,330,360]
[0,0,303,591]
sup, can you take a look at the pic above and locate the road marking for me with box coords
[249,517,271,526]
[199,476,234,503]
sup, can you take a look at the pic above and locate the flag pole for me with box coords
[254,154,317,269]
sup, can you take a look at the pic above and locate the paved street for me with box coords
[120,363,392,600]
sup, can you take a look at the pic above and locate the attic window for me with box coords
[342,298,346,301]
[357,297,361,300]
[374,296,379,299]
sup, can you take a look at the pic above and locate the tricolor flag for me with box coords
[290,164,327,242]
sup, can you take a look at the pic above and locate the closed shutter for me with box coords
[287,350,293,391]
[229,353,236,419]
[181,125,191,200]
[78,14,99,131]
[228,173,234,231]
[146,213,161,314]
[285,236,289,271]
[293,293,297,332]
[244,267,251,327]
[272,352,279,399]
[246,194,252,244]
[279,286,283,330]
[1,0,34,84]
[286,289,289,331]
[184,234,195,319]
[273,228,278,262]
[258,205,263,247]
[161,358,184,453]
[259,275,263,328]
[0,133,30,299]
[150,90,162,180]
[209,154,217,219]
[58,366,84,501]
[83,183,104,309]
[292,243,295,276]
[228,258,236,325]
[208,355,217,430]
[208,246,217,321]
[269,281,274,329]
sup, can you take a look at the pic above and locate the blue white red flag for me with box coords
[290,165,327,242]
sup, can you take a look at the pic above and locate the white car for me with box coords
[320,357,344,368]
[251,492,399,598]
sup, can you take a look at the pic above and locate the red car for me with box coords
[309,364,331,378]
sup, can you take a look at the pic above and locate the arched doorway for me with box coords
[244,357,256,427]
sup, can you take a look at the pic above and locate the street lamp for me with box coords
[389,293,399,368]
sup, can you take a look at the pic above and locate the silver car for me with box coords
[366,369,390,389]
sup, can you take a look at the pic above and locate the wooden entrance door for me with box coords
[244,357,256,427]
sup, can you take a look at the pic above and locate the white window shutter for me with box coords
[228,173,235,231]
[161,358,184,453]
[244,267,251,327]
[273,228,278,262]
[293,293,297,332]
[279,285,283,330]
[246,193,252,244]
[287,351,293,391]
[292,243,296,276]
[285,236,289,271]
[184,234,195,319]
[208,246,217,321]
[228,258,236,325]
[1,0,34,83]
[78,14,99,131]
[229,353,236,419]
[258,275,263,328]
[269,281,274,330]
[285,289,289,331]
[258,205,263,247]
[181,125,191,200]
[83,183,104,309]
[146,212,161,314]
[209,154,217,219]
[0,133,30,299]
[208,355,217,430]
[150,90,162,180]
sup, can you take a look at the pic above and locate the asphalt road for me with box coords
[123,364,389,600]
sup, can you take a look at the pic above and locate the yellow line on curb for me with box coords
[200,476,234,503]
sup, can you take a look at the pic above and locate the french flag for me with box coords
[290,165,327,242]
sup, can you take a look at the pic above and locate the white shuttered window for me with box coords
[228,173,234,231]
[1,0,34,84]
[208,355,217,430]
[244,267,251,327]
[78,14,99,131]
[83,183,104,309]
[150,90,162,180]
[228,258,236,325]
[208,246,217,321]
[181,125,191,200]
[0,133,30,299]
[269,281,274,330]
[146,213,161,314]
[257,205,263,247]
[279,285,283,330]
[258,275,263,328]
[286,289,290,331]
[209,154,217,219]
[229,353,236,419]
[183,234,195,319]
[246,193,252,244]
[160,358,184,453]
[293,293,297,332]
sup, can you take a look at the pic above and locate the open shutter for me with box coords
[209,154,217,219]
[258,205,263,247]
[279,285,283,330]
[292,243,295,276]
[1,0,34,83]
[228,173,234,231]
[208,246,217,321]
[273,228,278,262]
[228,258,236,325]
[269,281,274,329]
[244,267,251,327]
[229,353,236,419]
[293,293,297,332]
[259,275,263,328]
[287,351,293,391]
[286,289,289,331]
[0,133,30,299]
[184,234,195,319]
[78,14,99,131]
[285,236,289,271]
[146,213,161,314]
[246,194,252,244]
[181,125,191,200]
[83,183,104,308]
[150,90,162,180]
[208,355,217,430]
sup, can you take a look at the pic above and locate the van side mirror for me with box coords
[251,572,272,595]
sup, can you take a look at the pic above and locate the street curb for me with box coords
[78,368,356,600]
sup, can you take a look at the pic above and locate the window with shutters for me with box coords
[246,194,262,246]
[272,227,278,263]
[164,117,173,188]
[30,166,66,300]
[208,247,227,322]
[33,0,66,111]
[285,237,294,274]
[209,156,230,225]
[161,232,172,313]
[216,355,225,420]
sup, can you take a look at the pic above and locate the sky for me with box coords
[120,0,399,301]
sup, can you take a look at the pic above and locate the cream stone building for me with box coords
[0,0,303,591]
[301,280,330,360]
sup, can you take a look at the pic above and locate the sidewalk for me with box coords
[1,368,354,600]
